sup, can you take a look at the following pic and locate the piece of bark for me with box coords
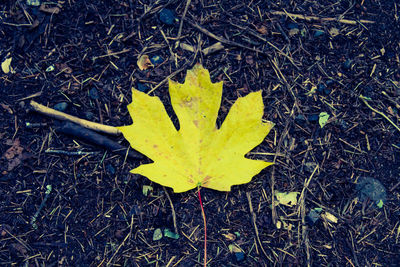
[55,122,144,159]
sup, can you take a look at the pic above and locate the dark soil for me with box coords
[1,1,400,266]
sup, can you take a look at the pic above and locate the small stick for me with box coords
[147,63,188,94]
[164,187,179,235]
[55,122,144,159]
[246,192,273,262]
[185,18,298,97]
[31,185,52,229]
[186,19,266,55]
[175,0,192,47]
[297,166,317,267]
[30,100,121,135]
[202,42,224,56]
[45,149,98,156]
[359,95,400,133]
[271,10,375,25]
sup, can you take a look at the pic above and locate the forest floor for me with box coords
[1,1,400,266]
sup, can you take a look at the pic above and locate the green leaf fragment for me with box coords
[46,65,55,72]
[319,112,330,128]
[275,191,299,207]
[163,228,180,239]
[153,228,163,241]
[142,185,153,196]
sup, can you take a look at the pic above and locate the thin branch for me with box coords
[359,95,400,133]
[271,10,375,25]
[30,100,121,135]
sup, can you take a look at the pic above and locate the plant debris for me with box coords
[0,1,399,266]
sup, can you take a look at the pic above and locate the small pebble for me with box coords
[129,205,141,216]
[306,208,322,226]
[289,28,299,37]
[159,9,178,25]
[137,83,150,93]
[314,30,325,37]
[150,55,164,65]
[106,164,115,175]
[53,102,68,112]
[287,23,299,29]
[84,111,95,120]
[234,252,245,262]
[89,87,99,100]
[342,59,352,70]
[307,114,319,122]
[317,83,331,95]
[356,177,387,208]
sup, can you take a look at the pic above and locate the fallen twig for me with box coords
[30,100,121,135]
[175,0,192,47]
[55,122,144,159]
[271,10,375,25]
[297,166,318,267]
[31,185,52,229]
[359,95,400,133]
[147,63,189,94]
[185,19,266,55]
[45,149,98,156]
[164,187,179,235]
[246,192,273,262]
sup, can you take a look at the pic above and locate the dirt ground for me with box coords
[1,1,400,266]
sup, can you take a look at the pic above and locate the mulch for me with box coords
[1,0,399,266]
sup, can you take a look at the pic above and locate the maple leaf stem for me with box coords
[197,187,207,267]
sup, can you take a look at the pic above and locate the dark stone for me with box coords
[314,30,324,37]
[317,84,326,93]
[317,83,331,95]
[306,208,322,226]
[53,102,68,112]
[234,252,245,262]
[308,114,319,122]
[343,59,352,70]
[106,164,115,175]
[137,83,150,92]
[150,55,164,65]
[84,111,95,120]
[89,87,99,100]
[129,205,141,216]
[356,177,387,206]
[159,9,178,25]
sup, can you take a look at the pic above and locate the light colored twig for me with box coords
[246,192,273,262]
[147,63,189,94]
[175,0,192,48]
[359,95,400,133]
[164,187,178,235]
[271,10,375,25]
[30,100,121,135]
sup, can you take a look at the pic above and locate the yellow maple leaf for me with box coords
[118,64,274,193]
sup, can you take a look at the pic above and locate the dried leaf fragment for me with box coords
[137,55,153,70]
[274,191,299,207]
[39,4,61,14]
[1,57,12,74]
